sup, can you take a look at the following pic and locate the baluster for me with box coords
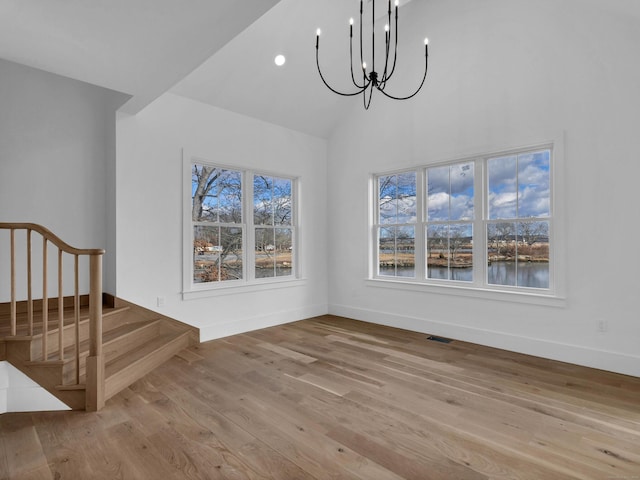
[74,254,80,384]
[42,238,48,361]
[58,248,64,361]
[27,229,33,336]
[10,229,16,336]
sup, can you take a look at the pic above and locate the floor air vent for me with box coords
[427,335,452,344]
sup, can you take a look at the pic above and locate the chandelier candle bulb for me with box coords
[315,0,429,109]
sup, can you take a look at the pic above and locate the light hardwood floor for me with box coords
[1,315,639,479]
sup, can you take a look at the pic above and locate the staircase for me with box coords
[0,223,198,411]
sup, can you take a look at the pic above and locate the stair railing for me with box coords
[0,223,105,411]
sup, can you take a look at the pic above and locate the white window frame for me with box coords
[182,151,302,300]
[367,140,566,307]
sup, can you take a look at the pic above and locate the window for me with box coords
[192,165,243,283]
[487,150,550,289]
[372,145,557,297]
[185,156,297,295]
[253,175,293,279]
[426,162,474,282]
[376,172,417,278]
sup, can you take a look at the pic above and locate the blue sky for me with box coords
[488,150,550,219]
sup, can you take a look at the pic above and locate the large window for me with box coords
[372,145,556,295]
[185,157,297,294]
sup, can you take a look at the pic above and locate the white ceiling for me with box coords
[0,0,280,113]
[170,0,422,138]
[2,0,640,138]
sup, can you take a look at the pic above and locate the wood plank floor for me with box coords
[2,315,639,479]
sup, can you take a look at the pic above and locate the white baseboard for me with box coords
[329,304,640,378]
[199,303,329,343]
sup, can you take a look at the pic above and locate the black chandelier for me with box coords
[315,0,429,110]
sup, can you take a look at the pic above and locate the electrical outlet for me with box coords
[157,296,165,307]
[596,319,608,333]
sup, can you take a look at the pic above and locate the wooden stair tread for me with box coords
[42,319,159,362]
[104,328,191,400]
[105,329,188,378]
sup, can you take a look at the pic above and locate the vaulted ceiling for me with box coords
[2,0,640,139]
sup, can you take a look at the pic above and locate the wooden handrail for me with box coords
[1,223,104,410]
[0,223,105,256]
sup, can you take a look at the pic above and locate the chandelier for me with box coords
[315,0,429,109]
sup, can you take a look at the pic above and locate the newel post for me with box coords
[85,253,104,411]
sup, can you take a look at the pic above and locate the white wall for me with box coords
[326,0,640,376]
[116,94,328,341]
[0,361,69,413]
[0,59,129,298]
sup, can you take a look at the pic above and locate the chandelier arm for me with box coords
[317,46,369,96]
[380,0,393,87]
[382,5,399,85]
[350,27,366,88]
[359,0,364,74]
[377,52,428,101]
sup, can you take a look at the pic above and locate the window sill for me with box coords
[365,278,566,308]
[183,277,307,300]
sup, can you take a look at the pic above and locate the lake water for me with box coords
[380,262,549,289]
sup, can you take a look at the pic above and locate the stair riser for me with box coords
[29,307,135,360]
[102,322,163,364]
[104,332,191,400]
[61,322,165,384]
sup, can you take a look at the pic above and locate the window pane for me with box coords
[254,175,274,225]
[397,172,417,223]
[518,150,550,218]
[379,226,396,276]
[218,174,242,223]
[254,175,292,226]
[428,163,473,221]
[487,221,549,288]
[379,173,416,224]
[450,162,474,221]
[255,227,275,278]
[273,178,292,226]
[378,226,414,277]
[220,227,243,280]
[193,225,219,283]
[427,166,449,221]
[449,224,473,281]
[488,156,517,220]
[426,224,472,281]
[487,222,517,286]
[517,221,549,288]
[275,228,293,277]
[426,224,448,279]
[396,226,415,277]
[192,165,241,223]
[379,175,398,224]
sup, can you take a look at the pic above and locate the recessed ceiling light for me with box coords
[274,54,286,67]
